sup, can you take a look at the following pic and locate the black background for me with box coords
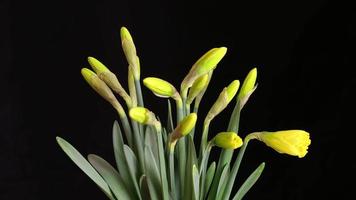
[1,0,355,199]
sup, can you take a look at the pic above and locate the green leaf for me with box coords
[88,154,131,200]
[144,126,159,163]
[203,162,216,200]
[144,145,161,200]
[216,164,230,200]
[156,131,169,200]
[232,162,265,200]
[192,165,200,200]
[184,136,198,200]
[139,175,152,200]
[124,145,142,200]
[112,121,137,197]
[56,137,115,200]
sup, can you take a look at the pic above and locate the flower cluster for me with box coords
[57,26,311,200]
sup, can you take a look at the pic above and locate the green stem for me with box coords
[131,119,145,172]
[134,79,144,135]
[200,122,210,158]
[118,113,133,149]
[176,98,183,124]
[191,103,199,141]
[221,136,254,200]
[169,144,177,200]
[207,100,241,200]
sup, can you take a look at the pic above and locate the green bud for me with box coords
[129,107,156,125]
[170,113,197,142]
[143,77,177,98]
[237,68,257,100]
[81,68,122,112]
[213,132,243,149]
[187,74,209,104]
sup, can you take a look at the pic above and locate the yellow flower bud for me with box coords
[181,47,227,95]
[194,47,227,75]
[237,68,257,100]
[129,107,148,123]
[256,130,311,158]
[213,132,243,149]
[81,68,122,112]
[129,107,156,125]
[226,80,240,102]
[87,56,109,74]
[187,74,209,104]
[143,77,177,98]
[170,113,197,142]
[120,27,134,42]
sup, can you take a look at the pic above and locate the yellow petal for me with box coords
[257,130,311,158]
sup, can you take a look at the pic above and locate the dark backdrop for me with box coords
[1,0,355,199]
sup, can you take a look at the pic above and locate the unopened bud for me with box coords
[213,132,243,149]
[143,77,177,98]
[170,113,197,142]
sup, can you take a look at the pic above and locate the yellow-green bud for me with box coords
[194,47,227,75]
[213,132,243,149]
[120,27,134,42]
[255,130,311,158]
[87,57,131,106]
[129,107,156,125]
[170,113,197,142]
[120,27,140,79]
[205,80,239,123]
[143,77,177,98]
[187,74,209,104]
[87,56,109,74]
[181,47,227,96]
[226,80,240,102]
[81,68,122,112]
[237,68,257,100]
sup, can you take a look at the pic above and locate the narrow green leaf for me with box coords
[203,162,216,200]
[216,164,230,200]
[192,165,200,200]
[56,137,115,200]
[112,121,137,197]
[184,136,198,200]
[145,126,159,163]
[233,162,265,200]
[144,145,161,200]
[139,175,152,200]
[88,154,131,200]
[157,131,169,200]
[124,145,142,200]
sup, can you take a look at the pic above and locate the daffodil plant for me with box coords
[56,27,311,200]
